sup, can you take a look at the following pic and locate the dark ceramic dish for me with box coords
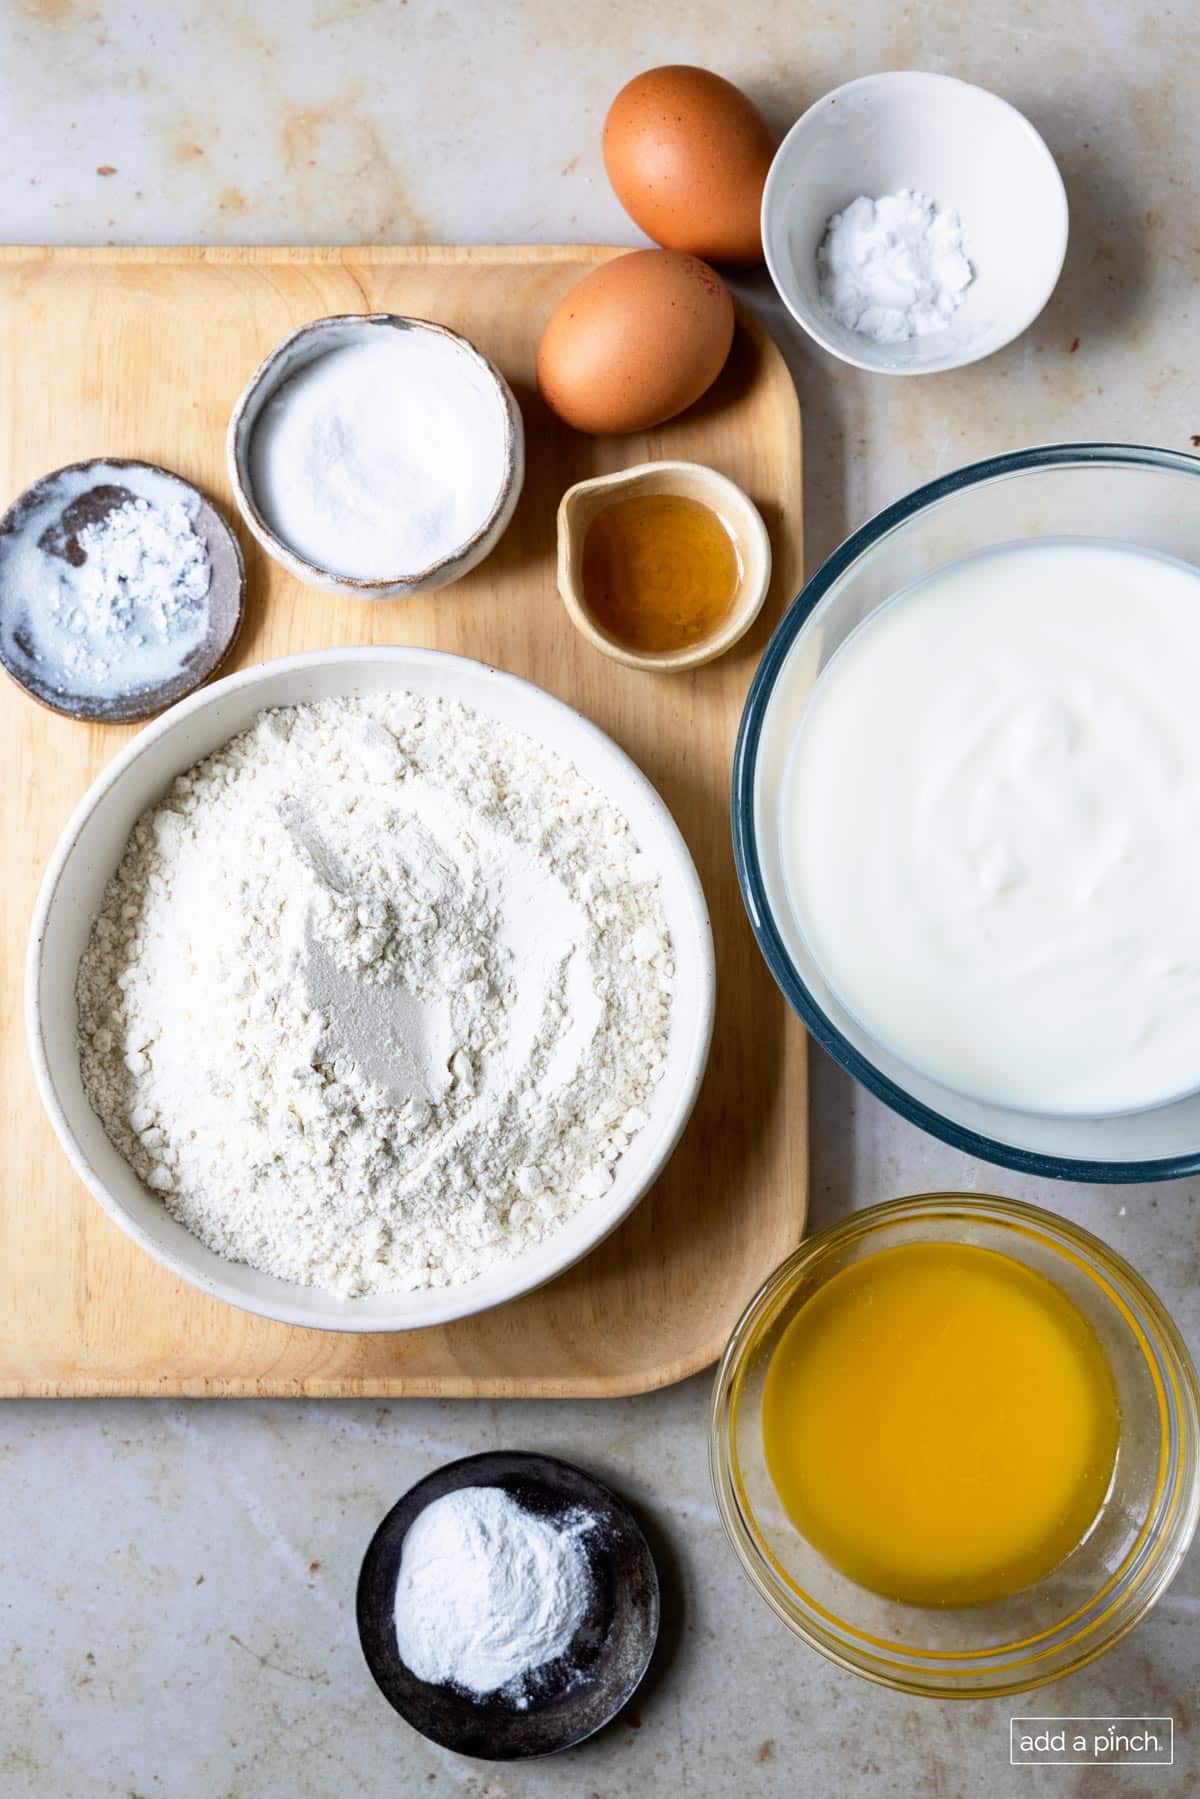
[0,458,245,724]
[356,1450,659,1760]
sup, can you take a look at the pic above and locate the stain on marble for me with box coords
[210,0,279,62]
[280,99,340,170]
[279,89,434,242]
[16,0,80,17]
[229,1632,332,1686]
[312,0,392,26]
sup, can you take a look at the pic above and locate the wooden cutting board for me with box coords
[0,245,806,1397]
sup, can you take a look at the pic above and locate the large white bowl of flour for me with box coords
[27,648,714,1331]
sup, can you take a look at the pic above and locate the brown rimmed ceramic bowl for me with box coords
[0,458,245,724]
[227,314,524,599]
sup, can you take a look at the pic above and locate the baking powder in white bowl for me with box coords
[762,71,1068,374]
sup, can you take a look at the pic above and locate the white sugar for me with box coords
[248,331,509,580]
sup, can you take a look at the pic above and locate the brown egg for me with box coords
[603,65,777,265]
[536,250,735,436]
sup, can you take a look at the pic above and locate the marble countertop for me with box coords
[2,2,1198,1794]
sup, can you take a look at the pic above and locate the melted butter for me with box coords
[581,492,740,654]
[762,1242,1121,1608]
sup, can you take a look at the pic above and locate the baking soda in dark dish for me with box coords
[0,461,211,706]
[392,1486,603,1709]
[357,1450,660,1760]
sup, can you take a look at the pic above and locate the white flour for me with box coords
[393,1487,594,1702]
[77,693,674,1295]
[818,189,974,344]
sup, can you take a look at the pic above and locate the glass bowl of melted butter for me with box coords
[556,461,771,672]
[711,1193,1199,1698]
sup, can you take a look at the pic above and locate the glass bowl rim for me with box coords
[732,440,1200,1181]
[709,1190,1200,1698]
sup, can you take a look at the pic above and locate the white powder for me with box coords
[0,463,211,700]
[818,190,974,344]
[393,1487,594,1703]
[77,692,674,1295]
[248,332,509,580]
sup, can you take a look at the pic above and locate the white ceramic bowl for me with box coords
[762,71,1069,375]
[227,314,525,597]
[27,647,714,1332]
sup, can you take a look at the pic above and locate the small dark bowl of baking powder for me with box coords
[356,1450,660,1760]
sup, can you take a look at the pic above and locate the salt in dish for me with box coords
[228,314,524,598]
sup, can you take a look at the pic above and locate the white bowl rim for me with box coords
[761,69,1070,376]
[26,645,715,1332]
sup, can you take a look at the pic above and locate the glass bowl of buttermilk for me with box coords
[735,442,1200,1179]
[710,1194,1200,1698]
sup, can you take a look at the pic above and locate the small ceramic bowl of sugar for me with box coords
[762,71,1068,375]
[227,314,525,597]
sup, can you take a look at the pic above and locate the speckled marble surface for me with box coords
[2,2,1199,1794]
